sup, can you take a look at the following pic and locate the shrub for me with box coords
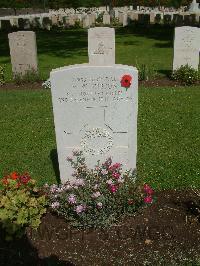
[14,69,40,84]
[45,151,154,229]
[171,65,199,85]
[0,65,5,86]
[0,172,47,240]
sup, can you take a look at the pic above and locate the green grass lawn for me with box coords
[0,25,173,81]
[0,86,199,189]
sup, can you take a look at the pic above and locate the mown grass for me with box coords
[0,25,174,81]
[0,86,199,189]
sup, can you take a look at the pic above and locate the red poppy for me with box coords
[120,75,132,88]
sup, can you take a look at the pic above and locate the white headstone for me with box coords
[8,31,38,77]
[88,27,115,66]
[103,13,111,25]
[50,64,138,182]
[50,28,138,183]
[189,0,200,13]
[173,26,200,70]
[83,15,90,28]
[123,13,128,26]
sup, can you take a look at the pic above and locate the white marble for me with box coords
[88,27,115,66]
[173,26,200,70]
[50,64,138,183]
[8,31,38,77]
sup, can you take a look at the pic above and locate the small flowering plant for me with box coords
[0,172,47,240]
[45,151,155,229]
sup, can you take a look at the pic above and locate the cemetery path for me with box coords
[1,189,200,265]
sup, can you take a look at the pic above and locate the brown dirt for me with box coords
[0,81,43,90]
[1,189,200,266]
[0,78,198,90]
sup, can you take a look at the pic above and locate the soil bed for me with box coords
[1,189,200,265]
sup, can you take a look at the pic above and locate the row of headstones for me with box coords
[1,11,200,31]
[7,26,200,82]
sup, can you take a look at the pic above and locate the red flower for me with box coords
[144,196,153,204]
[10,172,19,180]
[121,75,132,88]
[20,174,31,185]
[112,172,120,179]
[143,184,154,195]
[109,184,118,193]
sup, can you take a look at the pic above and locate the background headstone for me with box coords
[88,27,115,66]
[8,31,38,77]
[173,26,200,70]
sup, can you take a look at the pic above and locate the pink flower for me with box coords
[51,202,60,209]
[68,194,76,204]
[143,184,154,195]
[112,163,121,169]
[97,202,103,209]
[75,204,85,214]
[93,184,99,190]
[106,179,113,185]
[112,172,120,179]
[92,191,101,198]
[109,184,118,193]
[101,169,108,175]
[75,178,85,186]
[117,177,124,184]
[144,196,153,204]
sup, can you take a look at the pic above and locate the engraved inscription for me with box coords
[57,76,134,104]
[81,127,113,155]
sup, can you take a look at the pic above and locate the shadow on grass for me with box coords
[50,149,61,184]
[115,24,174,48]
[0,227,74,266]
[157,69,172,77]
[36,29,88,59]
[0,28,88,59]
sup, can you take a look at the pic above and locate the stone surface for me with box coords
[88,27,115,66]
[173,26,200,70]
[8,31,38,77]
[103,13,110,25]
[83,15,90,28]
[50,64,138,182]
[189,0,200,13]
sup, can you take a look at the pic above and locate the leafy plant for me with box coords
[0,172,47,240]
[14,68,40,84]
[171,65,199,85]
[45,151,154,229]
[0,65,5,86]
[135,61,157,81]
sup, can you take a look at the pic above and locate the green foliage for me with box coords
[96,13,103,24]
[14,69,41,84]
[136,61,157,81]
[45,151,154,229]
[171,65,199,85]
[0,173,47,240]
[0,65,5,86]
